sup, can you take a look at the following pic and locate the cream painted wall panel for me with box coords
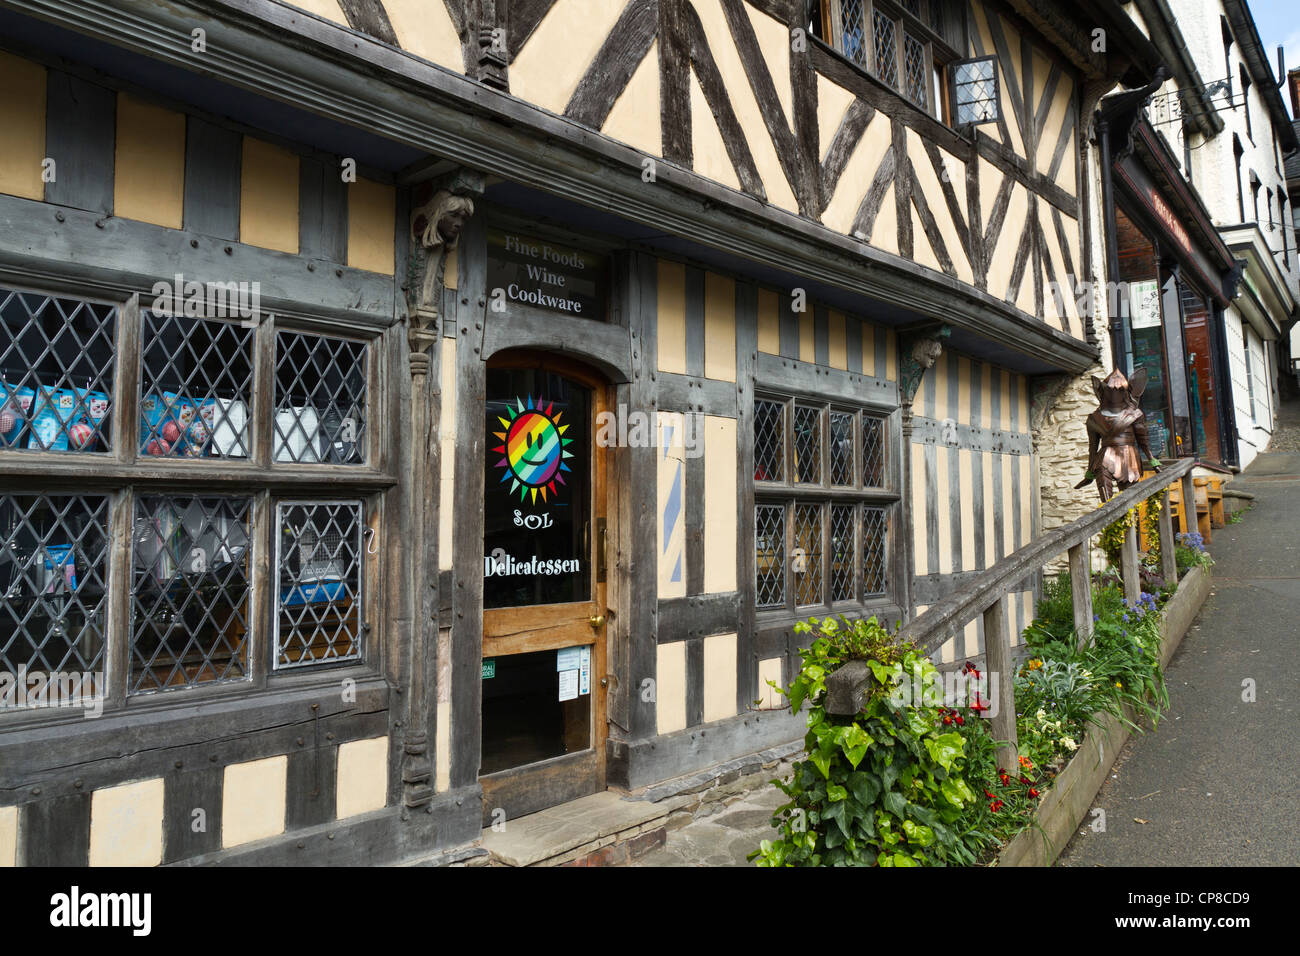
[1037,65,1071,176]
[0,805,14,867]
[798,312,814,363]
[978,158,1002,229]
[991,186,1028,302]
[439,437,455,571]
[222,755,287,849]
[1000,371,1011,430]
[936,445,952,574]
[1017,377,1028,434]
[871,184,899,256]
[690,71,741,191]
[980,363,992,427]
[114,94,185,229]
[959,448,975,572]
[656,642,687,734]
[336,736,389,819]
[911,207,943,275]
[703,632,738,723]
[510,0,627,115]
[286,0,346,22]
[963,618,979,658]
[89,778,164,867]
[436,698,451,791]
[441,337,457,436]
[240,138,299,254]
[745,3,792,118]
[703,416,738,593]
[704,272,736,382]
[444,246,459,290]
[658,411,688,598]
[693,0,799,211]
[885,329,897,381]
[0,53,45,201]
[828,310,847,369]
[1019,454,1032,547]
[957,357,972,425]
[815,76,856,157]
[757,656,783,710]
[385,0,465,73]
[822,112,891,234]
[932,354,948,420]
[1039,205,1075,337]
[658,260,687,373]
[757,287,780,354]
[912,442,928,576]
[347,177,396,275]
[940,145,967,217]
[907,129,971,282]
[601,41,661,156]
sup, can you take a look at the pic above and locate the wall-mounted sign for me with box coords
[1146,187,1191,255]
[486,228,608,320]
[1129,279,1162,329]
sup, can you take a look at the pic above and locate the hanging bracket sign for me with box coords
[486,228,608,321]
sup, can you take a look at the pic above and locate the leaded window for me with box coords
[752,393,897,614]
[952,56,999,126]
[0,280,383,717]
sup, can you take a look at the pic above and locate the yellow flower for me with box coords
[1115,681,1123,689]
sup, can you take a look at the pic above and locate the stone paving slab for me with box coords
[629,782,788,867]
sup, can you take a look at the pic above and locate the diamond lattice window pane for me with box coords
[755,504,786,609]
[839,0,869,67]
[830,503,856,602]
[131,495,251,693]
[905,34,928,110]
[863,415,886,487]
[829,411,855,485]
[754,399,785,481]
[873,10,898,88]
[793,405,821,484]
[275,500,364,668]
[863,506,889,597]
[0,494,109,698]
[794,503,824,606]
[140,312,253,459]
[0,288,116,453]
[954,57,998,125]
[275,331,368,464]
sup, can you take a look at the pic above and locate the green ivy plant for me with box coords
[750,616,981,867]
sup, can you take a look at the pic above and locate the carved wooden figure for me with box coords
[1076,368,1160,502]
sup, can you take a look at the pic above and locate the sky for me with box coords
[1246,0,1298,116]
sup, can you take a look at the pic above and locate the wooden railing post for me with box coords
[1180,469,1197,538]
[982,595,1018,772]
[1069,541,1093,650]
[1121,522,1140,605]
[1157,488,1178,588]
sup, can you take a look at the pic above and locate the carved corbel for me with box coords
[402,170,483,359]
[898,324,952,405]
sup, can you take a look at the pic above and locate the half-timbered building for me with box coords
[0,0,1161,864]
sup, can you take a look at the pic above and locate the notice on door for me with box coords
[558,668,579,702]
[486,228,608,321]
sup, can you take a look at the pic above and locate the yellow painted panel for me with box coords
[385,0,465,72]
[822,109,891,234]
[978,158,1001,232]
[114,94,185,229]
[510,0,627,114]
[1020,454,1032,547]
[0,805,14,867]
[871,183,898,255]
[1037,63,1071,176]
[912,442,928,576]
[222,755,287,849]
[798,312,814,363]
[439,439,455,571]
[689,71,741,190]
[982,452,995,568]
[861,322,875,376]
[757,657,783,710]
[443,246,458,290]
[745,3,792,117]
[89,778,164,867]
[0,52,46,200]
[963,618,979,659]
[940,635,955,664]
[936,445,952,575]
[1018,376,1029,434]
[240,138,299,254]
[704,272,736,382]
[347,177,396,274]
[815,75,855,161]
[602,40,661,156]
[957,357,972,425]
[991,185,1028,302]
[657,411,687,599]
[911,205,942,274]
[336,736,389,819]
[1001,370,1012,430]
[436,698,451,791]
[657,260,687,373]
[1001,453,1015,558]
[703,632,738,723]
[693,0,798,210]
[441,338,457,436]
[886,329,897,381]
[656,642,687,734]
[907,129,971,282]
[959,448,975,572]
[757,287,780,354]
[932,350,949,420]
[827,310,847,369]
[980,363,992,428]
[703,415,737,592]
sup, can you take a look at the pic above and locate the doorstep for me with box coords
[479,790,694,867]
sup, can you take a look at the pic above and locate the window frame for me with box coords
[0,274,392,725]
[752,391,901,621]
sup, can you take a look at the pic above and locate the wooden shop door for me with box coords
[479,354,610,824]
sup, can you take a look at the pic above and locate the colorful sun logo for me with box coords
[492,396,574,503]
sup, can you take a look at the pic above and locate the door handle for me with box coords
[588,614,605,629]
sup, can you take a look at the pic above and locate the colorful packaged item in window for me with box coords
[27,387,78,451]
[141,391,196,455]
[0,381,34,446]
[42,544,77,592]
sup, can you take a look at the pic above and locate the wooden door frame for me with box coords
[478,350,612,823]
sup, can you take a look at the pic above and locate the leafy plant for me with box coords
[751,616,984,867]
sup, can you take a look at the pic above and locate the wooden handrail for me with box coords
[823,456,1197,771]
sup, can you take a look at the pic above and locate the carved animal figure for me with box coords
[1076,368,1160,502]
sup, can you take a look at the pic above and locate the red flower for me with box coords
[970,698,989,714]
[1029,788,1040,798]
[983,789,995,799]
[998,771,1010,786]
[1019,775,1031,785]
[1019,756,1033,769]
[989,800,1004,812]
[955,716,964,726]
